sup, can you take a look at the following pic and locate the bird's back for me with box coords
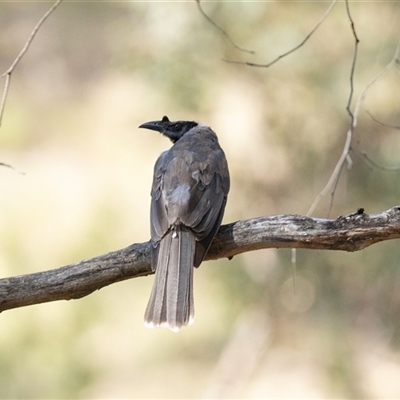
[144,123,230,331]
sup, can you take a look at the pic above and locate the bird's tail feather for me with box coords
[144,227,195,332]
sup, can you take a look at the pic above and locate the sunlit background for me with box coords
[1,1,400,398]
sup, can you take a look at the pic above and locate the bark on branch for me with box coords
[1,206,400,313]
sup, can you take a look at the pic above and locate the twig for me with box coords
[327,159,346,218]
[353,41,400,129]
[0,162,25,174]
[0,71,11,130]
[308,39,400,216]
[0,0,63,129]
[367,111,400,131]
[223,0,337,68]
[307,0,359,217]
[307,130,352,216]
[195,0,254,55]
[350,41,400,171]
[1,207,400,313]
[345,0,360,128]
[358,151,400,172]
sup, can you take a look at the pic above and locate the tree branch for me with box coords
[367,110,400,131]
[306,0,360,218]
[1,207,400,313]
[222,0,337,68]
[307,36,400,217]
[195,0,255,55]
[0,0,63,129]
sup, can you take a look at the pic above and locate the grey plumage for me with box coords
[139,116,230,331]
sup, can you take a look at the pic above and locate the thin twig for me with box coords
[0,0,63,129]
[307,130,352,216]
[344,0,360,128]
[350,148,373,172]
[358,151,400,172]
[367,111,400,131]
[223,0,337,68]
[308,39,400,216]
[327,159,346,218]
[353,41,400,129]
[0,75,11,129]
[0,162,25,174]
[308,0,359,217]
[195,0,254,55]
[350,41,400,171]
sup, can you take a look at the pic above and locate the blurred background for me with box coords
[0,1,400,398]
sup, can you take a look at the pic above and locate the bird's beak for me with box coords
[138,120,164,133]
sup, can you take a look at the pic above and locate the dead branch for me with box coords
[0,0,63,128]
[367,111,400,131]
[358,151,400,172]
[306,0,359,218]
[1,207,400,313]
[0,162,25,174]
[195,0,254,55]
[222,0,337,68]
[307,35,400,217]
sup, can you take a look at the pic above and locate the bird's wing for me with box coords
[185,152,229,236]
[150,151,169,241]
[184,151,229,267]
[150,132,230,269]
[149,152,170,271]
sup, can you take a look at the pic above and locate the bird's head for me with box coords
[139,116,198,143]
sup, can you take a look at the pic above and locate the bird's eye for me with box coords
[173,123,182,131]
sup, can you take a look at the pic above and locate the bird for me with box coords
[139,116,230,332]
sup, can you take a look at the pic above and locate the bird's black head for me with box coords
[139,116,198,143]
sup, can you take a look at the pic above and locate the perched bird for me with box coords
[139,116,230,331]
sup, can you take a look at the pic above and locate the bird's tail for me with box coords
[144,226,195,332]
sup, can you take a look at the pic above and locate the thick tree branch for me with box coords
[1,207,400,313]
